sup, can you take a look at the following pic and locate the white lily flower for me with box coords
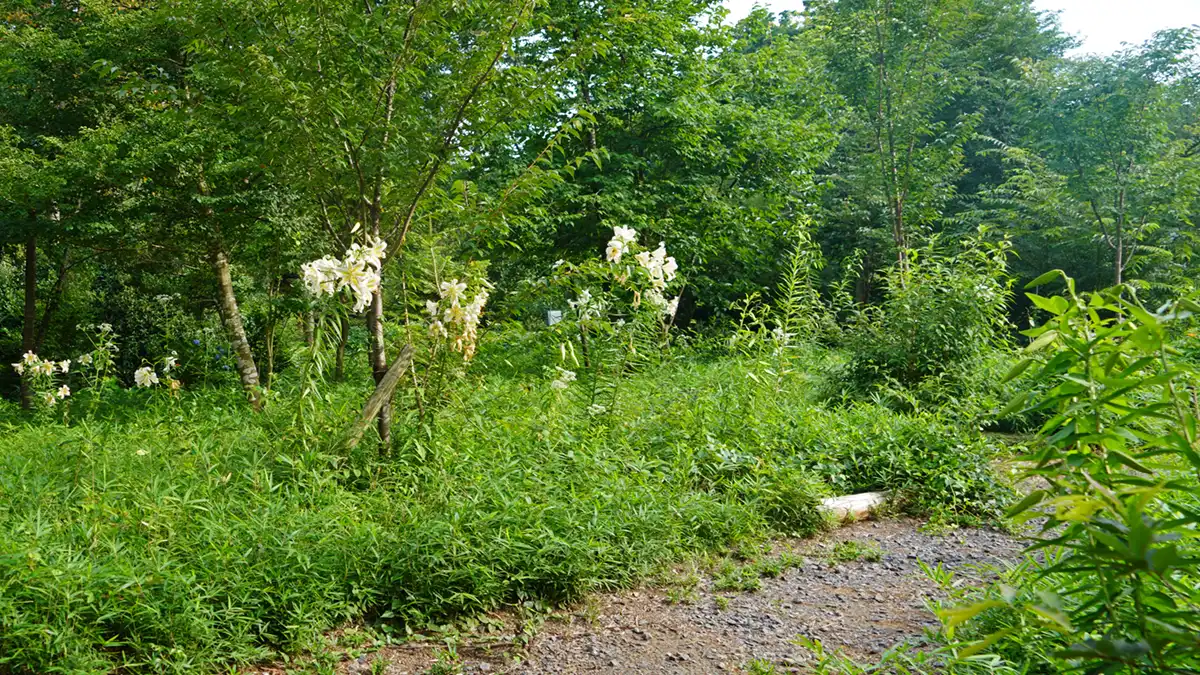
[134,366,159,388]
[662,256,678,281]
[606,241,627,263]
[611,225,637,245]
[444,302,467,325]
[651,242,667,264]
[57,385,71,399]
[439,279,467,304]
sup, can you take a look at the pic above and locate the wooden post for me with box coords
[340,343,415,451]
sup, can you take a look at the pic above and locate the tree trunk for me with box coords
[891,196,908,272]
[335,313,349,381]
[366,288,390,446]
[212,246,262,410]
[35,246,71,351]
[302,310,315,347]
[1114,187,1126,286]
[363,77,396,448]
[1114,228,1123,286]
[264,322,275,389]
[20,233,36,409]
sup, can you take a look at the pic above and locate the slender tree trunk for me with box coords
[35,246,70,351]
[364,78,397,448]
[580,70,597,151]
[302,310,315,347]
[366,286,390,445]
[265,322,275,389]
[20,232,36,409]
[335,313,349,381]
[1114,187,1126,285]
[212,245,262,410]
[891,196,907,269]
[1114,226,1123,286]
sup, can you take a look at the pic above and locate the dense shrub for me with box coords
[833,276,1200,675]
[963,276,1200,672]
[838,235,1013,402]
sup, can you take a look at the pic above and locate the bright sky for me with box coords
[722,0,1200,55]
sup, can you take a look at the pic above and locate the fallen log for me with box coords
[820,491,889,523]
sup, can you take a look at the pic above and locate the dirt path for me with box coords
[264,519,1023,675]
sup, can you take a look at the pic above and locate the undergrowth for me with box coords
[0,345,1008,673]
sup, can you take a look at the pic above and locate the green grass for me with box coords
[830,540,885,563]
[0,345,1009,673]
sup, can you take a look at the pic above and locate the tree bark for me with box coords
[335,313,349,381]
[1114,187,1126,286]
[20,232,36,410]
[366,288,390,445]
[302,310,315,348]
[364,77,397,448]
[264,322,275,389]
[212,245,263,410]
[35,246,71,351]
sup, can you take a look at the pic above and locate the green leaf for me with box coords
[1025,269,1067,289]
[939,600,1008,632]
[1028,293,1069,315]
[1006,490,1046,518]
[1002,358,1035,383]
[1107,450,1152,475]
[1030,604,1074,633]
[958,627,1017,658]
[1025,330,1059,352]
[997,391,1030,419]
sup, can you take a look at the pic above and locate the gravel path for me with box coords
[318,518,1023,675]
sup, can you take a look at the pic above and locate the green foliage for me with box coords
[940,273,1200,672]
[488,3,843,317]
[1022,31,1200,287]
[830,540,884,564]
[5,2,1199,674]
[839,234,1013,403]
[809,0,983,266]
[729,221,839,366]
[0,337,1011,672]
[713,560,763,593]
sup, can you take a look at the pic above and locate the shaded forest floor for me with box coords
[251,518,1022,674]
